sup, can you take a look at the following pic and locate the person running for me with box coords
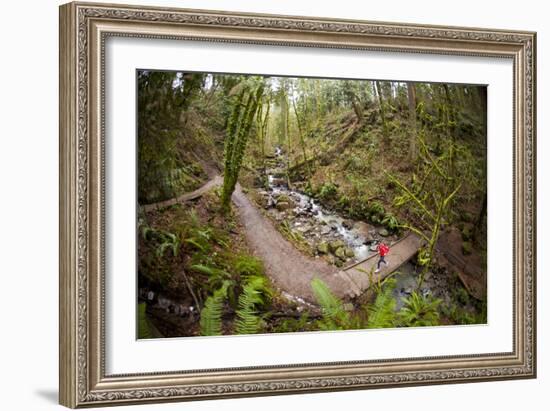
[375,242,390,273]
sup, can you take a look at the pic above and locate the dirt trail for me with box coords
[142,175,423,302]
[231,185,358,302]
[141,176,223,212]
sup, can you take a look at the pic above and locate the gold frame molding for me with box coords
[59,1,537,408]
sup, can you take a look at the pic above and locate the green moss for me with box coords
[462,241,472,255]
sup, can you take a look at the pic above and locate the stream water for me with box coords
[260,147,389,264]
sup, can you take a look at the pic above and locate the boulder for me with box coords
[317,242,329,254]
[271,177,286,186]
[255,195,270,209]
[334,247,347,260]
[275,193,292,203]
[329,240,346,253]
[320,226,332,235]
[276,201,293,211]
[378,228,390,237]
[354,221,373,238]
[342,219,354,229]
[296,225,312,234]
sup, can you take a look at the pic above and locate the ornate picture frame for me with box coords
[59,1,536,408]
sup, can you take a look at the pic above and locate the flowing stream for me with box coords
[260,147,391,265]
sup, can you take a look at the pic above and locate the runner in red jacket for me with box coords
[375,242,390,273]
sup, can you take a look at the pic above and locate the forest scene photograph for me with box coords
[136,69,488,339]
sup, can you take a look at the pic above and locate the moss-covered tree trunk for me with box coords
[220,83,265,212]
[374,81,390,143]
[407,82,417,163]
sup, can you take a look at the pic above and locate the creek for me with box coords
[259,147,390,265]
[257,147,479,318]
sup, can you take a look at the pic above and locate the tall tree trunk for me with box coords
[292,97,312,184]
[443,84,457,139]
[221,84,264,212]
[374,81,389,143]
[351,97,363,122]
[407,82,417,163]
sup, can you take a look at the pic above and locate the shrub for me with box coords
[233,254,264,278]
[317,182,338,201]
[382,213,400,232]
[398,292,442,327]
[336,194,351,210]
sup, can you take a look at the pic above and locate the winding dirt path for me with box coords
[141,176,223,212]
[231,185,358,302]
[142,175,422,303]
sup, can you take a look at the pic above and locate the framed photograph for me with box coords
[59,1,537,408]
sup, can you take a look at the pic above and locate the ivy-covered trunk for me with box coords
[220,82,265,212]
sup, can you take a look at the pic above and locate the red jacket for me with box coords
[377,243,389,257]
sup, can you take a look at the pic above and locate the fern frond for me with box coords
[141,226,154,240]
[367,278,397,329]
[190,264,231,279]
[184,238,207,252]
[200,282,230,336]
[234,255,264,278]
[398,291,442,327]
[311,278,350,330]
[234,276,268,335]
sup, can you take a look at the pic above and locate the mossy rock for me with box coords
[255,195,270,209]
[378,228,390,237]
[317,242,329,254]
[334,247,347,260]
[329,240,346,253]
[276,201,293,211]
[275,193,292,203]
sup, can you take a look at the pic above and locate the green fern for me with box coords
[190,264,232,290]
[381,213,400,232]
[311,278,353,330]
[141,225,154,240]
[367,278,397,329]
[200,281,230,336]
[183,238,207,252]
[233,255,264,278]
[234,276,268,335]
[398,291,442,327]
